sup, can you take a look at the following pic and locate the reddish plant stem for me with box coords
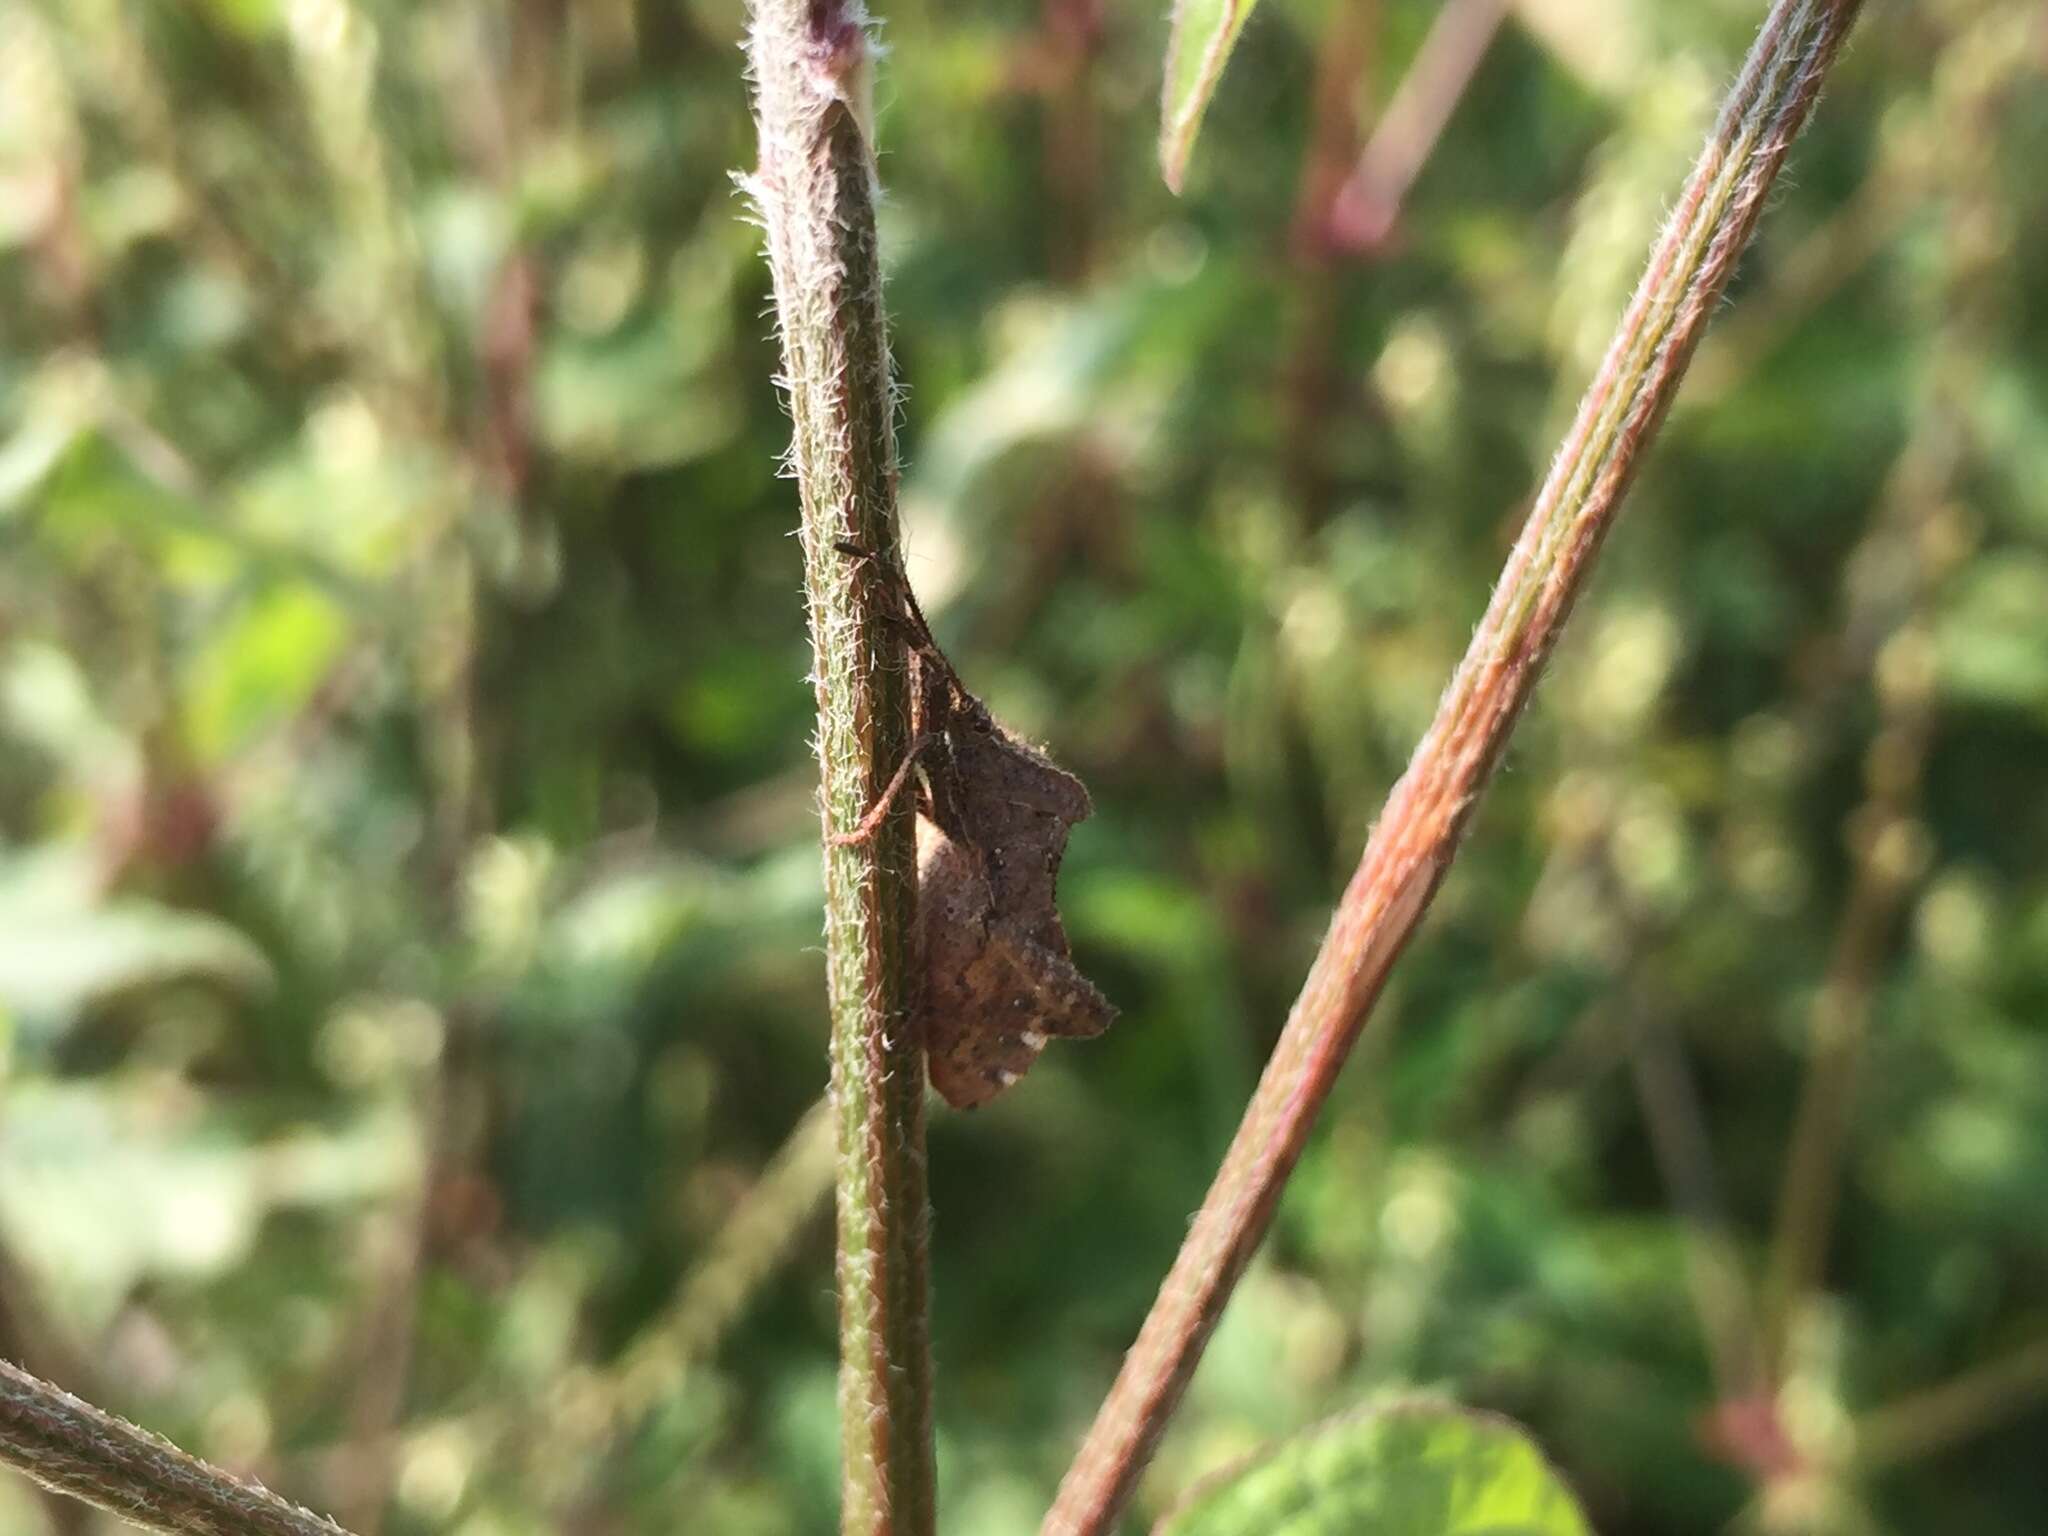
[1290,0,1375,264]
[1327,0,1505,254]
[1040,0,1105,282]
[1282,0,1377,528]
[1043,4,1866,1530]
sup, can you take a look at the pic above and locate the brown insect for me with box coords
[835,545,1116,1108]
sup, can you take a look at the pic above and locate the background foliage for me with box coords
[1,0,2046,1532]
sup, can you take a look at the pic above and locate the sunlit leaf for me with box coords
[0,412,83,516]
[182,581,352,760]
[194,0,284,37]
[1157,1401,1592,1536]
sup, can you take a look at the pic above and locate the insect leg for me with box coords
[827,731,939,847]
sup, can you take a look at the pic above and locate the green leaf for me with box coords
[1157,1400,1593,1536]
[1158,0,1262,193]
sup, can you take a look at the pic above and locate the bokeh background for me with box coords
[3,0,2047,1532]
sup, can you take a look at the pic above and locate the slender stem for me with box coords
[1290,0,1375,264]
[1282,0,1377,524]
[618,1096,839,1406]
[543,1099,839,1525]
[1856,1333,2048,1471]
[0,1359,354,1536]
[1327,0,1505,253]
[1623,990,1768,1407]
[1037,0,1105,282]
[745,2,934,1533]
[1043,5,1865,1530]
[1763,466,1950,1358]
[283,7,482,1527]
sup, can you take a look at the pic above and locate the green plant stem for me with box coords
[618,1095,839,1406]
[1043,4,1865,1531]
[1621,984,1768,1407]
[0,1358,354,1536]
[745,2,935,1534]
[545,1099,837,1517]
[1856,1333,2048,1471]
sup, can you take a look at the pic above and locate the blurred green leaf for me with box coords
[0,1081,407,1331]
[1936,554,2048,717]
[195,0,284,36]
[0,411,83,515]
[0,850,272,1039]
[183,581,351,759]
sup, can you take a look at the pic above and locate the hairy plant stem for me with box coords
[0,1359,354,1536]
[1044,4,1866,1530]
[746,2,934,1534]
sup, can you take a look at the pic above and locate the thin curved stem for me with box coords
[1856,1333,2048,1471]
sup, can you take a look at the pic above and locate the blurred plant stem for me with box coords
[544,1026,835,1514]
[1044,4,1867,1530]
[0,1359,357,1536]
[745,0,935,1532]
[1855,1331,2048,1470]
[1326,0,1504,254]
[1036,0,1105,282]
[1283,0,1376,526]
[282,6,482,1529]
[1765,0,2019,1379]
[1624,989,1770,1411]
[599,1097,837,1429]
